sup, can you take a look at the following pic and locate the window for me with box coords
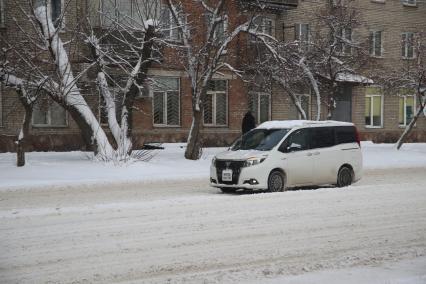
[205,13,228,42]
[203,80,227,126]
[279,128,310,152]
[51,0,61,26]
[101,0,161,28]
[32,98,67,127]
[402,0,416,6]
[369,31,382,57]
[365,94,383,127]
[153,77,180,126]
[0,0,4,28]
[335,126,357,144]
[402,32,415,59]
[250,16,275,41]
[160,5,181,41]
[295,23,310,51]
[235,128,289,151]
[336,28,352,55]
[399,95,415,126]
[311,127,335,149]
[249,92,271,125]
[261,17,274,36]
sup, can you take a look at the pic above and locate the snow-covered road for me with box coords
[1,168,426,283]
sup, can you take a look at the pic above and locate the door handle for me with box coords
[313,152,320,155]
[306,153,313,156]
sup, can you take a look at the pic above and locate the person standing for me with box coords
[242,111,256,135]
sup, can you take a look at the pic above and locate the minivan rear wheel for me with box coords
[268,171,286,192]
[337,166,353,187]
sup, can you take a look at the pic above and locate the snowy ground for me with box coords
[1,142,426,283]
[1,142,426,190]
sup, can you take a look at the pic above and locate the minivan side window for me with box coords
[311,127,335,149]
[335,126,356,144]
[279,129,310,153]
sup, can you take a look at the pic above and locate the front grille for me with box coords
[216,160,245,185]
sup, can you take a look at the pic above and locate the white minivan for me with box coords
[210,120,362,192]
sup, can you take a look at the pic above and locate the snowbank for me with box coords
[0,142,426,190]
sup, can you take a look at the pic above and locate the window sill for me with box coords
[402,57,416,60]
[370,55,384,59]
[203,125,229,128]
[365,126,383,129]
[371,0,386,3]
[165,38,184,45]
[399,124,416,128]
[336,52,353,57]
[402,3,417,7]
[32,125,68,128]
[153,125,181,128]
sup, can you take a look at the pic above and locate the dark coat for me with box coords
[242,111,256,134]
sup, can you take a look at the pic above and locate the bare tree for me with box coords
[309,0,372,118]
[376,32,426,149]
[244,34,321,120]
[1,0,161,163]
[166,0,273,160]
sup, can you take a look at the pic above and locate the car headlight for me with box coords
[244,157,266,167]
[211,157,216,167]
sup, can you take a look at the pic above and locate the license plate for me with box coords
[222,169,233,182]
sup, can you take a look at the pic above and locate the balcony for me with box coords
[254,0,299,10]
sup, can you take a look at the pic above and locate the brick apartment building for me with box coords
[0,0,425,152]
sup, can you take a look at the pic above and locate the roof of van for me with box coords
[257,120,354,129]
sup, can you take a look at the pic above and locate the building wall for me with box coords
[1,0,425,153]
[279,0,426,142]
[0,0,256,152]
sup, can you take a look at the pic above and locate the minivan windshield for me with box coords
[231,128,290,151]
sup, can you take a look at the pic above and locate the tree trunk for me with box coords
[396,102,425,150]
[185,109,203,160]
[16,96,33,167]
[123,25,155,152]
[64,105,97,152]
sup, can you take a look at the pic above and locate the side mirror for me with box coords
[287,143,302,152]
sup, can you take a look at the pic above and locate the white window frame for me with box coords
[213,18,228,42]
[402,0,417,6]
[32,100,68,127]
[161,4,182,42]
[369,30,383,57]
[261,17,275,37]
[398,94,416,127]
[48,0,65,29]
[249,91,271,125]
[204,81,228,127]
[295,23,310,50]
[152,77,181,127]
[250,16,275,42]
[101,0,161,29]
[337,28,353,55]
[0,0,5,28]
[365,94,383,128]
[402,32,415,59]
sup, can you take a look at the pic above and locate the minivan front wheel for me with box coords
[337,166,353,187]
[268,171,286,192]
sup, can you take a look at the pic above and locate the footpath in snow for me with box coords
[1,142,426,190]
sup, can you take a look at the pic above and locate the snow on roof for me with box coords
[257,120,354,129]
[336,73,374,84]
